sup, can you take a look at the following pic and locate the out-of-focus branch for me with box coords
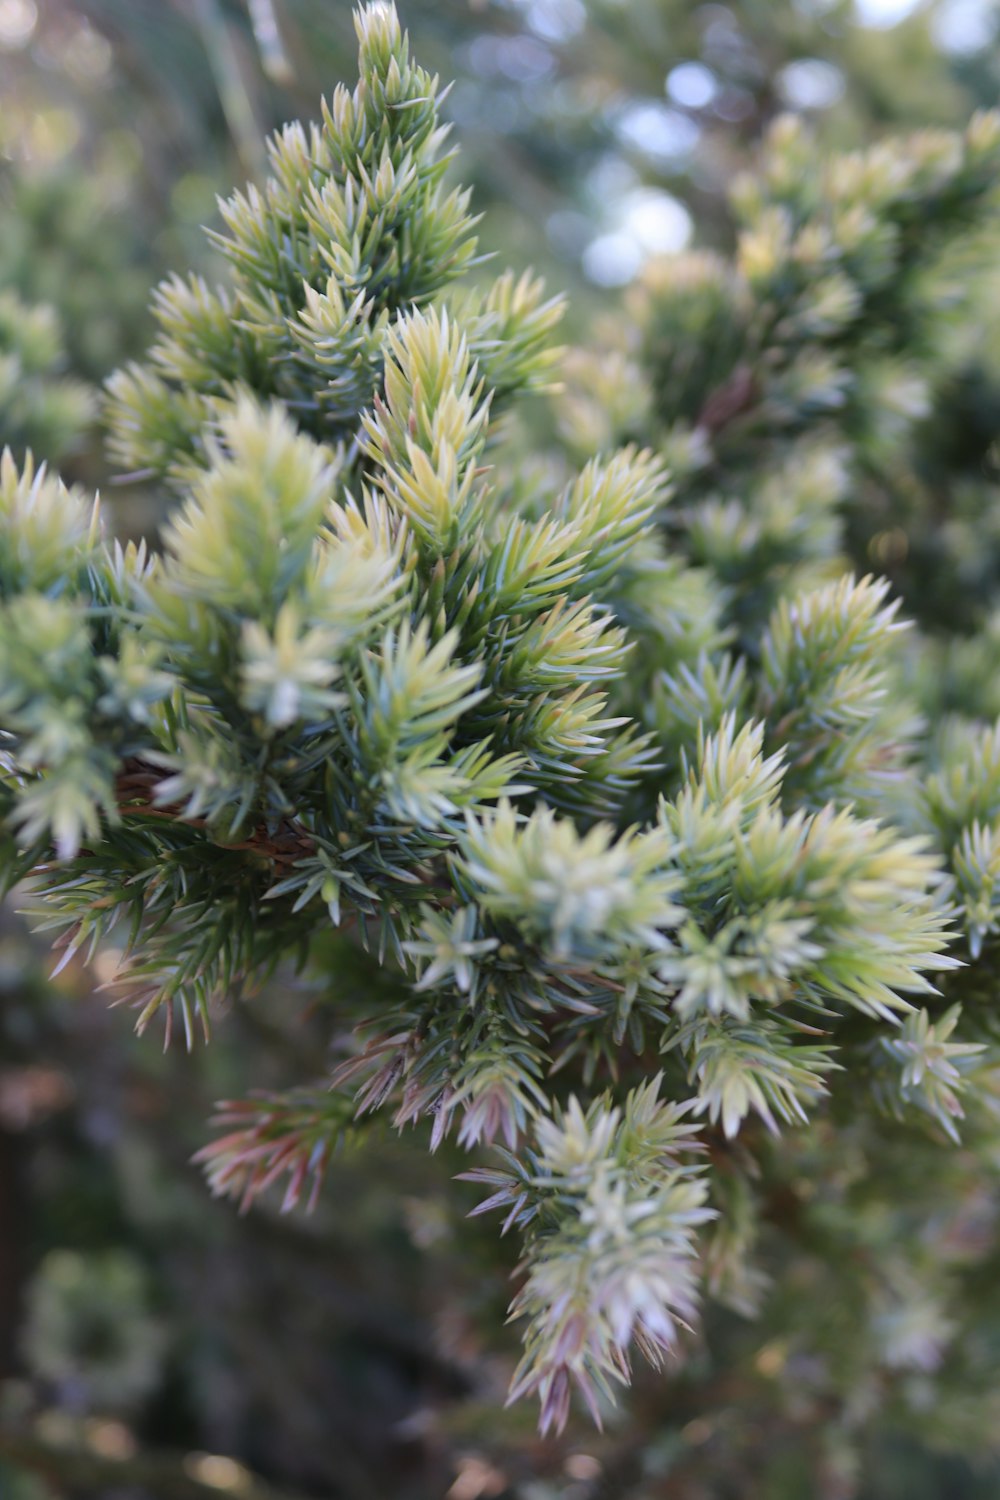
[0,1426,318,1500]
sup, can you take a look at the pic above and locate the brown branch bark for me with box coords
[695,363,758,439]
[114,758,317,872]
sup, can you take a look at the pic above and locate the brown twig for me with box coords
[695,363,758,438]
[114,757,317,873]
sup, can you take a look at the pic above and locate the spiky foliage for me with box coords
[564,111,1000,629]
[104,4,560,487]
[6,7,1000,1460]
[564,110,1000,935]
[542,96,1000,1480]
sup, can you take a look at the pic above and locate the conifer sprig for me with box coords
[2,3,997,1437]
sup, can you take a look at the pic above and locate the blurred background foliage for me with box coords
[4,1,1000,1497]
[6,0,1000,358]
